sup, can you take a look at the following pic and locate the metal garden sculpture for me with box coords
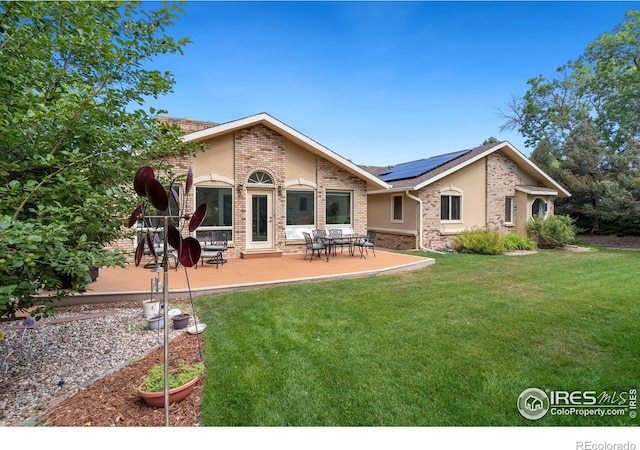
[128,165,206,425]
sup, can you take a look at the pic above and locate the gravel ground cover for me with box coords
[0,301,201,426]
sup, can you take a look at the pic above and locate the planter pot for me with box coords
[142,300,160,319]
[138,375,201,408]
[56,272,73,289]
[56,269,99,287]
[172,313,190,330]
[147,315,164,330]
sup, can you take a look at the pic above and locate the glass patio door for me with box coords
[247,189,273,250]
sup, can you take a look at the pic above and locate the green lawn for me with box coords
[195,248,639,426]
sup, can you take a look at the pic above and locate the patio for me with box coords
[55,250,435,305]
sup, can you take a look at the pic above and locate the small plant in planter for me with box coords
[138,359,204,408]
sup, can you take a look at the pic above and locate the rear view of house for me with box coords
[363,142,571,251]
[114,116,569,258]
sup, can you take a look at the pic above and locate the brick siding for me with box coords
[486,151,518,232]
[374,232,418,250]
[316,158,368,236]
[234,124,286,256]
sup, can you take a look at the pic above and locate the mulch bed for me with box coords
[579,234,640,249]
[39,331,205,427]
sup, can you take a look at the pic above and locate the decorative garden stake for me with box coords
[129,165,206,426]
[1,317,36,380]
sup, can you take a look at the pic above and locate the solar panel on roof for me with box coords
[379,149,472,182]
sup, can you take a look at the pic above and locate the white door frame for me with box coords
[246,188,274,251]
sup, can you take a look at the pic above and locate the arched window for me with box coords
[248,171,273,185]
[531,198,547,217]
[440,187,463,222]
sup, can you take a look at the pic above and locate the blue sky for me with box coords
[147,1,637,166]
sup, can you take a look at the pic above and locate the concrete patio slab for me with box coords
[52,250,435,305]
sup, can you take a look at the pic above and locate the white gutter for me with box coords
[404,190,423,249]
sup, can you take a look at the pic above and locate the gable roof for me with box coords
[181,112,389,190]
[364,141,571,198]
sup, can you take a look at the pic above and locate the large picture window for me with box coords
[195,186,233,241]
[326,191,351,225]
[286,190,315,226]
[285,190,315,240]
[441,195,461,221]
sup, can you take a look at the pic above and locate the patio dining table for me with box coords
[316,234,367,262]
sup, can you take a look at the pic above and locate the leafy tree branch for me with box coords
[0,1,197,318]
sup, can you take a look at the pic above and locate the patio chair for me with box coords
[143,232,178,270]
[201,231,228,268]
[328,228,351,256]
[303,231,326,262]
[353,230,377,259]
[312,229,326,242]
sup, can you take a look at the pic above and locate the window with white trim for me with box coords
[531,198,547,218]
[286,190,315,226]
[248,171,273,185]
[326,191,352,225]
[505,196,514,224]
[194,186,233,242]
[441,194,461,221]
[392,194,403,222]
[285,190,315,240]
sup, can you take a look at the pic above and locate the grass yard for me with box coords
[195,248,639,426]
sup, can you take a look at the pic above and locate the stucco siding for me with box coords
[367,192,417,231]
[432,157,487,232]
[515,190,529,235]
[285,140,317,184]
[367,192,419,250]
[194,134,234,182]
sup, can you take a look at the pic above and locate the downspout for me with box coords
[405,190,445,254]
[485,157,489,228]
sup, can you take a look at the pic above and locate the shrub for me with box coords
[503,234,537,251]
[454,228,504,255]
[526,215,577,248]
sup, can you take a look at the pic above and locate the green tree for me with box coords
[0,1,197,318]
[500,10,640,233]
[560,119,639,232]
[482,137,499,145]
